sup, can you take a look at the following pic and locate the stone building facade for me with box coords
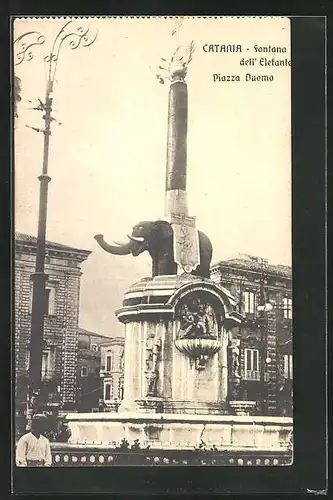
[76,328,114,412]
[14,233,91,424]
[100,337,125,411]
[210,253,292,416]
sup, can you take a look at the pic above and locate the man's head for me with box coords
[31,414,47,436]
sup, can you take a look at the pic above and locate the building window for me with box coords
[244,291,255,314]
[41,349,55,380]
[282,297,292,319]
[118,377,124,399]
[91,344,98,352]
[25,349,30,372]
[243,348,260,380]
[29,282,33,313]
[45,286,56,315]
[106,354,112,372]
[30,282,56,315]
[283,354,293,379]
[245,348,259,371]
[104,382,113,401]
[41,352,48,377]
[81,366,88,377]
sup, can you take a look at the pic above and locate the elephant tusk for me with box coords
[113,240,129,247]
[127,235,145,243]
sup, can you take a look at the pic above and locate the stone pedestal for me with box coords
[116,275,242,415]
[65,411,293,452]
[105,400,121,413]
[229,400,257,416]
[228,375,242,400]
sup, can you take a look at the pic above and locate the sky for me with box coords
[14,17,291,337]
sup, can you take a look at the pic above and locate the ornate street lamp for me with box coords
[14,21,97,427]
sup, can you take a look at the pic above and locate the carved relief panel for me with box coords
[177,295,219,340]
[174,293,223,370]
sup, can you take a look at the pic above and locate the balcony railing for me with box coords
[49,443,293,467]
[41,371,55,381]
[243,370,260,381]
[243,371,269,382]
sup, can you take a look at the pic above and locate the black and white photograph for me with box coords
[13,16,295,470]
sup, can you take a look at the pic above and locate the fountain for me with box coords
[63,28,292,461]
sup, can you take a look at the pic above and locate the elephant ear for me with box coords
[149,220,174,242]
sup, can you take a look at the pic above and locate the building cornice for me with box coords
[15,233,91,264]
[211,262,292,282]
[99,337,125,346]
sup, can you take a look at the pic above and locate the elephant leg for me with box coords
[158,255,177,276]
[196,232,213,279]
[152,256,176,277]
[201,264,211,279]
[169,261,178,275]
[192,264,210,279]
[152,260,159,278]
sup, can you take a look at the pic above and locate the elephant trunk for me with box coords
[94,234,132,255]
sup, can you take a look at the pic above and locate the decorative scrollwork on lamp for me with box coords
[14,21,98,91]
[14,32,46,66]
[43,21,98,83]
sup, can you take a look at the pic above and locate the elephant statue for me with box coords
[94,220,212,279]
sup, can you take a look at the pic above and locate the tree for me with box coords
[13,74,22,118]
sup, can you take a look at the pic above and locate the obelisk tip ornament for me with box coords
[157,35,200,274]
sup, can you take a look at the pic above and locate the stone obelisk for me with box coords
[164,60,189,217]
[158,40,200,274]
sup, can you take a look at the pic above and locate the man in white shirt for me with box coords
[16,414,52,467]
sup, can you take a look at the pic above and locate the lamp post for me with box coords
[14,21,97,427]
[256,259,273,415]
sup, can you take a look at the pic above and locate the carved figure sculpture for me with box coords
[145,337,162,397]
[178,297,218,339]
[229,339,241,379]
[94,220,212,279]
[151,338,162,372]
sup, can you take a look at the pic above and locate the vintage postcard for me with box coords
[13,16,294,474]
